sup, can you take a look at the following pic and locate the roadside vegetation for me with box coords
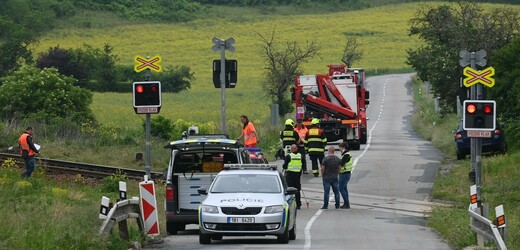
[411,78,520,249]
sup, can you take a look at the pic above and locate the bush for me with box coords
[0,66,95,125]
[145,115,173,140]
[101,170,128,192]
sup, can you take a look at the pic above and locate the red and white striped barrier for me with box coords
[139,176,160,236]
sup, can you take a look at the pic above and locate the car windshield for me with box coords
[210,174,281,193]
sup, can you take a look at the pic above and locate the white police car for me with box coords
[197,164,298,244]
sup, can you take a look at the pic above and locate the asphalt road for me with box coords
[149,73,452,249]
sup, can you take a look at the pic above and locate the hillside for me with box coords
[35,2,424,127]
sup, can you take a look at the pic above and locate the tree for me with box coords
[341,36,363,68]
[36,46,88,80]
[259,31,319,117]
[0,66,95,125]
[36,44,120,91]
[406,2,520,113]
[0,0,57,77]
[491,37,520,122]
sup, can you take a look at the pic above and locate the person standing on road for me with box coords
[236,115,259,148]
[282,144,303,209]
[338,142,353,209]
[304,118,327,177]
[18,126,39,178]
[294,120,308,174]
[320,146,340,209]
[280,119,300,152]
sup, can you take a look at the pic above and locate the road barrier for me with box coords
[468,204,507,250]
[139,176,160,236]
[99,197,143,235]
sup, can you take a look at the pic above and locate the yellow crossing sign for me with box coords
[463,66,495,88]
[134,55,162,73]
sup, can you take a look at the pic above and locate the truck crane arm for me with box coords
[301,93,357,119]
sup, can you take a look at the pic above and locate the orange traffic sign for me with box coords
[463,66,495,88]
[134,55,162,73]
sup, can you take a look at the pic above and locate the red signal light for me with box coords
[466,104,476,114]
[484,104,492,114]
[151,85,158,92]
[136,85,144,94]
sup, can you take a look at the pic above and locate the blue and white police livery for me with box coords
[197,165,298,244]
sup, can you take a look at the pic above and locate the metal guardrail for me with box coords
[99,197,143,234]
[0,152,162,180]
[468,205,507,250]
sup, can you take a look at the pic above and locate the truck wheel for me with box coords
[352,141,361,151]
[360,128,367,144]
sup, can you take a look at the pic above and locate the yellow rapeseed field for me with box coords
[32,2,518,128]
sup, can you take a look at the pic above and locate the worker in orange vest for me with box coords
[236,115,259,148]
[294,119,308,174]
[19,126,39,178]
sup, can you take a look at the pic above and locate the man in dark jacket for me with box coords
[320,146,340,209]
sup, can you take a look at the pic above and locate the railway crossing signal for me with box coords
[133,81,161,114]
[463,100,496,131]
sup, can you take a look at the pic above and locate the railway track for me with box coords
[0,153,162,180]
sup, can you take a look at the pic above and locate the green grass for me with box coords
[35,2,434,132]
[0,159,149,249]
[411,78,520,249]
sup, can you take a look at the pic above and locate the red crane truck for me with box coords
[292,64,369,150]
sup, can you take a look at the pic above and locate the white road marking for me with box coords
[304,209,323,249]
[303,80,388,250]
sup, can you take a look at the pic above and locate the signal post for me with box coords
[460,50,508,248]
[133,55,162,178]
[459,50,496,209]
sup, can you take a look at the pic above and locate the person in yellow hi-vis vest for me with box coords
[338,142,353,209]
[304,118,327,177]
[282,144,302,209]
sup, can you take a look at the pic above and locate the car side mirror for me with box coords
[285,187,298,195]
[197,188,207,195]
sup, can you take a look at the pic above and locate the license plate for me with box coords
[227,217,255,223]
